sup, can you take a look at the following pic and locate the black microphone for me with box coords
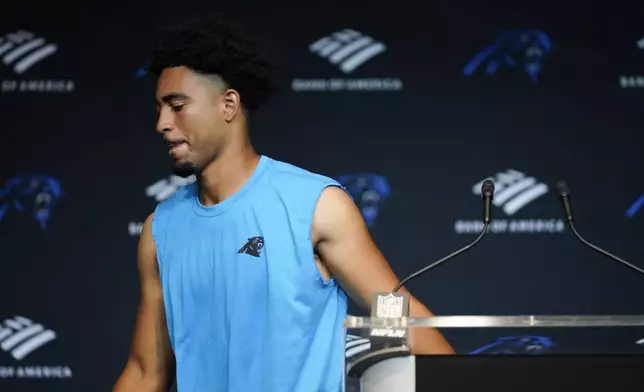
[482,178,494,224]
[393,179,495,292]
[556,181,644,276]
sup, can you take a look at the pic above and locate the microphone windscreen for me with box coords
[481,179,495,197]
[556,181,570,197]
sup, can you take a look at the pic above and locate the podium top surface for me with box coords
[344,315,644,328]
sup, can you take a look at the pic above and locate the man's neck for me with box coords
[197,146,261,207]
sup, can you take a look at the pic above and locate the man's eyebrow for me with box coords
[156,92,190,105]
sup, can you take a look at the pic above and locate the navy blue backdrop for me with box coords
[1,1,643,390]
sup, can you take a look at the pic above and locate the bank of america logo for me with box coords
[128,174,197,236]
[620,76,644,88]
[0,316,57,360]
[146,174,196,202]
[0,30,57,74]
[619,38,644,89]
[309,29,386,74]
[473,169,548,215]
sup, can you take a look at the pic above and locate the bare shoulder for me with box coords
[142,212,155,233]
[138,213,158,271]
[312,185,365,244]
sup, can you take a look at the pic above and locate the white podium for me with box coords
[344,315,644,392]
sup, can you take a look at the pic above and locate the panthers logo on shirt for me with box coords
[463,29,552,84]
[0,175,63,229]
[238,236,265,257]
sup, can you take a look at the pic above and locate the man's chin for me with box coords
[172,162,197,178]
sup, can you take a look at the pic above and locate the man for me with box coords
[113,14,453,392]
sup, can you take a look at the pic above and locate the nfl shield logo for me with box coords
[376,293,404,318]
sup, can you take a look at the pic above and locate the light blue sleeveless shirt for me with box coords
[151,156,348,392]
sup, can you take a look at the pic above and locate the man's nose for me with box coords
[156,110,173,134]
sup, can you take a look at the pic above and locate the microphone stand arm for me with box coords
[567,220,644,276]
[393,223,489,292]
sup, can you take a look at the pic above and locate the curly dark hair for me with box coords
[147,14,278,113]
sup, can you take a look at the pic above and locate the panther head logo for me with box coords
[469,335,554,355]
[238,236,264,257]
[0,175,63,229]
[463,30,552,84]
[335,173,390,228]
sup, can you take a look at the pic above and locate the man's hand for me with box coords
[312,186,455,355]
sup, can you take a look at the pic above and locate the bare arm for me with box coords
[113,213,175,392]
[312,186,455,355]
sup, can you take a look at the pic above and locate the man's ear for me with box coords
[223,89,242,122]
